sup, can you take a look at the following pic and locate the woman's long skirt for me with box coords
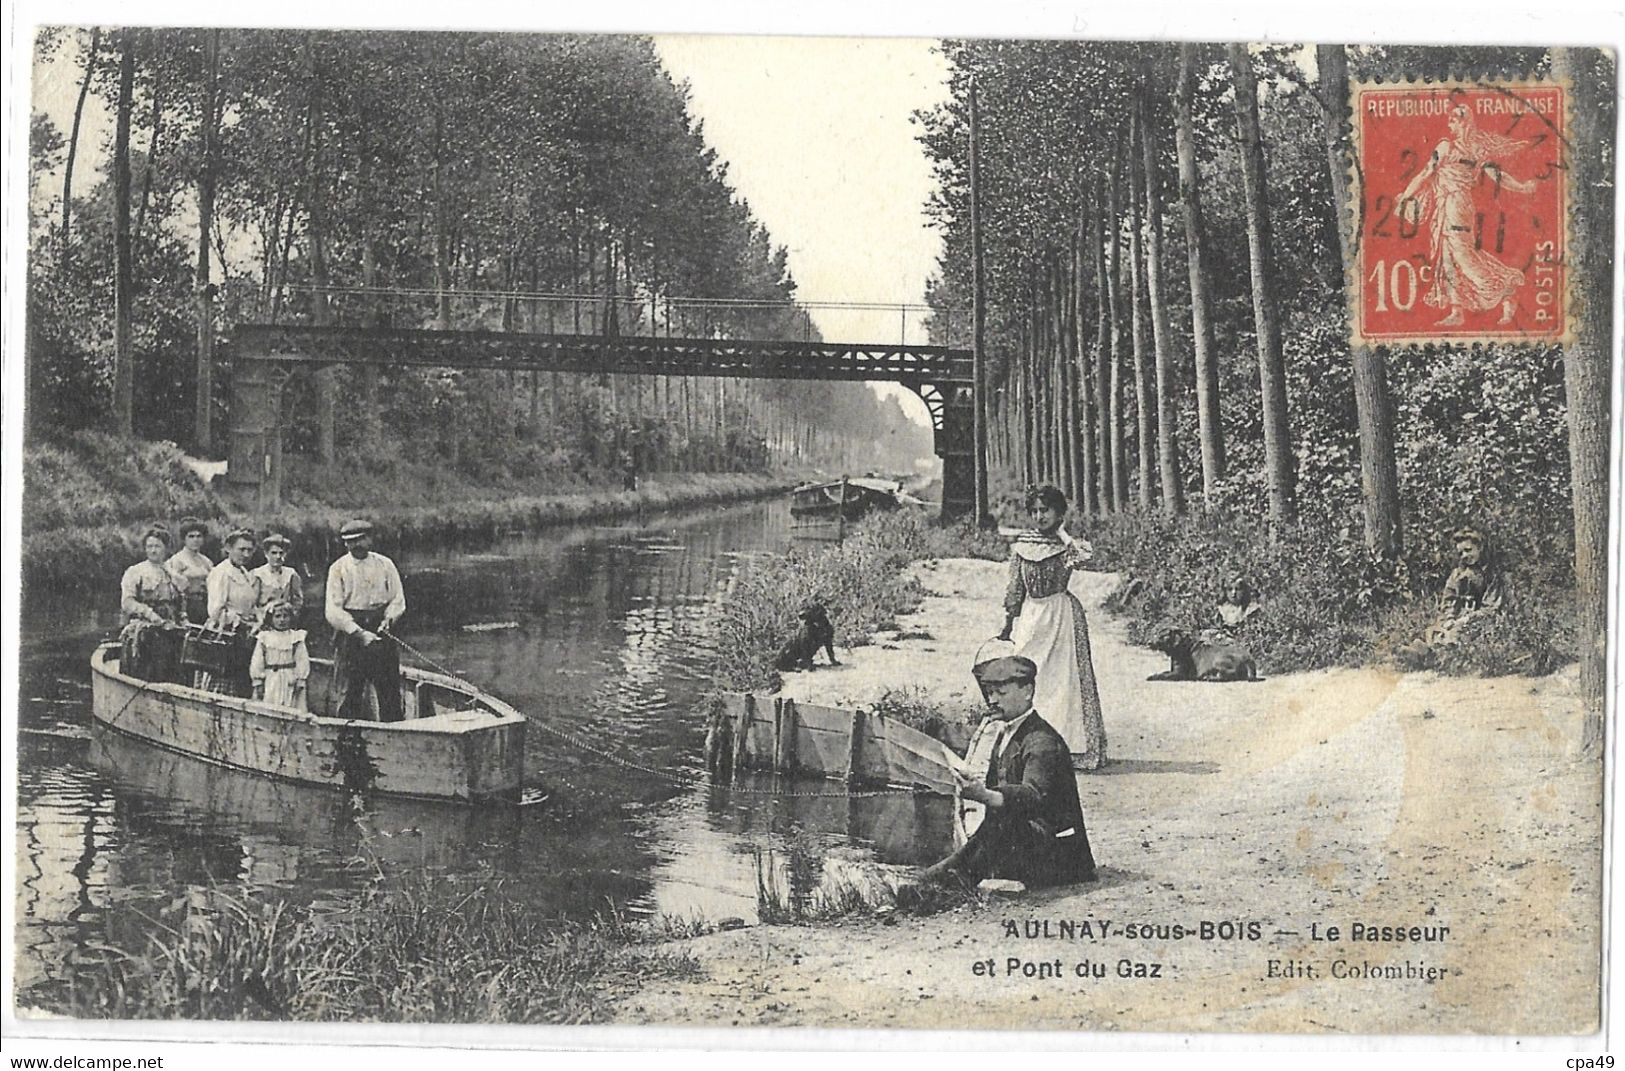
[1012,591,1107,770]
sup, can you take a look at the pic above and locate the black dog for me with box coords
[775,602,839,671]
[1147,628,1259,682]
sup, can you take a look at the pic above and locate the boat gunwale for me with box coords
[90,642,526,731]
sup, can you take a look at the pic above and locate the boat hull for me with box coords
[90,643,525,802]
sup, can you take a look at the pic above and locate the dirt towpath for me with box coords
[627,559,1600,1034]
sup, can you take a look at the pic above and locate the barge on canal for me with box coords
[90,642,526,802]
[789,475,912,534]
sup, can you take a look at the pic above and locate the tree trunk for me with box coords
[1106,145,1130,511]
[1073,222,1097,515]
[1128,107,1156,510]
[357,146,382,425]
[1318,43,1401,557]
[433,107,452,330]
[194,29,220,455]
[1228,43,1297,531]
[1176,44,1226,498]
[1051,258,1072,496]
[1092,171,1113,513]
[1141,79,1186,515]
[134,83,163,247]
[60,28,100,260]
[112,29,136,438]
[1551,47,1614,747]
[306,42,336,464]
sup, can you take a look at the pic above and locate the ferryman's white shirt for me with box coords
[325,552,406,634]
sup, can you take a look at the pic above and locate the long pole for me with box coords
[970,79,990,526]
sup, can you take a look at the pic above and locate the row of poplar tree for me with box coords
[919,42,1613,725]
[26,28,933,479]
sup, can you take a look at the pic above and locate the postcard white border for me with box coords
[3,0,1621,1061]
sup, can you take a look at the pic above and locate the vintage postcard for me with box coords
[5,5,1619,1058]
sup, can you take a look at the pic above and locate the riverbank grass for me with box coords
[712,509,1005,693]
[40,877,697,1023]
[22,429,796,592]
[1066,506,1576,678]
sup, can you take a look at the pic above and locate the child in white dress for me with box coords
[251,601,310,711]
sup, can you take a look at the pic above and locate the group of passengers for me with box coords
[118,518,406,720]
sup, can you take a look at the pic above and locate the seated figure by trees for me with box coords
[1400,526,1508,666]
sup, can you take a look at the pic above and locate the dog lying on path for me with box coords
[776,602,839,671]
[1147,628,1260,682]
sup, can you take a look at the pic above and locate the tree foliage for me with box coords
[917,41,1598,670]
[27,28,932,485]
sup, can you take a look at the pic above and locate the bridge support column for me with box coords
[225,354,285,511]
[937,385,976,521]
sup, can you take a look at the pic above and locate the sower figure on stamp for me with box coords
[921,654,1097,890]
[1398,103,1537,328]
[325,519,407,722]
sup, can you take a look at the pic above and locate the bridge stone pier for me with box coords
[226,324,977,518]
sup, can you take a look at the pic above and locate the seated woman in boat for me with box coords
[120,525,185,682]
[205,528,263,696]
[167,518,214,625]
[251,601,310,712]
[251,533,303,626]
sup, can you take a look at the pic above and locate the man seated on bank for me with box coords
[205,527,263,696]
[325,519,407,723]
[920,654,1097,889]
[252,533,303,626]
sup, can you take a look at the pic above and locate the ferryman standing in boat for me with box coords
[325,519,406,722]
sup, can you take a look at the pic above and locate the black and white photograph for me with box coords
[5,1,1620,1055]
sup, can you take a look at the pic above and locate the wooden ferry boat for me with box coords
[90,642,525,802]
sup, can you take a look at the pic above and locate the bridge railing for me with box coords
[259,285,969,349]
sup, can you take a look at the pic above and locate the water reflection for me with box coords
[15,498,953,1002]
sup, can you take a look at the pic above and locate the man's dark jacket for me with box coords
[964,711,1096,886]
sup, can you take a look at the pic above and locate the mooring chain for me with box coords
[383,629,921,801]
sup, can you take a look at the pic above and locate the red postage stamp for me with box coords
[1352,81,1568,346]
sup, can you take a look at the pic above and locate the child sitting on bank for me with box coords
[251,601,310,712]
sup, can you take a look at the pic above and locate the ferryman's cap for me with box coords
[339,519,375,540]
[972,655,1038,685]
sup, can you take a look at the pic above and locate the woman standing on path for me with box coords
[997,485,1107,771]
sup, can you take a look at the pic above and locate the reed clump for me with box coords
[859,686,979,752]
[36,877,697,1023]
[712,508,1004,693]
[753,831,977,924]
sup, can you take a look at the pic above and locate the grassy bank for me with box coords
[710,508,1005,695]
[1069,507,1575,678]
[28,876,696,1022]
[22,430,798,594]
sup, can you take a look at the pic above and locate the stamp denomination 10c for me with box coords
[1352,81,1568,346]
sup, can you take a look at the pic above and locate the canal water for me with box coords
[13,497,954,1001]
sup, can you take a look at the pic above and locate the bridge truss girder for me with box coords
[226,325,976,517]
